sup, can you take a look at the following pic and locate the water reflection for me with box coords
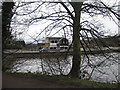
[8,53,119,83]
[10,56,72,75]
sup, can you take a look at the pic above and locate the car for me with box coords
[39,48,48,52]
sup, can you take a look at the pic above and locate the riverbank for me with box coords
[3,48,119,59]
[2,72,119,88]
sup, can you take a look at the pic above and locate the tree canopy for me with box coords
[2,1,15,49]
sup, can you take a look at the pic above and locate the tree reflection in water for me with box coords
[8,53,119,83]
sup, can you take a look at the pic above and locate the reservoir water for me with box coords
[6,53,119,83]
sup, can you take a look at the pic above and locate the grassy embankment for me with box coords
[4,72,120,88]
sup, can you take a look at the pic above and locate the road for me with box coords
[4,47,120,54]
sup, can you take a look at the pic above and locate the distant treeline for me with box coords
[90,36,120,47]
[5,40,26,49]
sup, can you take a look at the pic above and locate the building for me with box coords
[38,43,50,49]
[38,37,69,50]
[58,38,69,49]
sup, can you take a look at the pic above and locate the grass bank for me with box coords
[4,72,120,88]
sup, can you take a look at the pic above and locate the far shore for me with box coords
[3,47,119,59]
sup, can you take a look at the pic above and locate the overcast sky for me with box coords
[11,0,120,43]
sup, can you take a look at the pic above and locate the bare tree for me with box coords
[8,0,120,79]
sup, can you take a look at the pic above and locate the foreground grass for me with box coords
[4,72,120,88]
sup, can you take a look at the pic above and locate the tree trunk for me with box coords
[69,2,83,78]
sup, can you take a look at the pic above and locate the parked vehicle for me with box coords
[39,48,48,52]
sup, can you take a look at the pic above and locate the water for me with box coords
[7,53,119,83]
[10,56,72,75]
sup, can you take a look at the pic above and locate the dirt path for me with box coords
[2,73,79,88]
